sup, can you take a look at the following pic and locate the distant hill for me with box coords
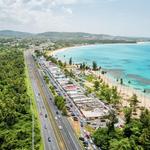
[37,31,132,41]
[0,30,150,42]
[0,30,33,38]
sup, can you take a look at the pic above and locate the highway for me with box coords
[25,51,62,150]
[26,50,82,150]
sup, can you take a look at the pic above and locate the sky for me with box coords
[0,0,150,37]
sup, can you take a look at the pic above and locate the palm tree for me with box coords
[106,110,118,133]
[120,78,123,85]
[69,57,72,65]
[94,80,100,91]
[129,94,139,112]
[124,107,132,124]
[92,61,97,71]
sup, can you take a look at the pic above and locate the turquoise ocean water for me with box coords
[54,43,150,93]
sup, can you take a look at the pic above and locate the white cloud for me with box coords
[0,0,100,32]
[62,6,73,14]
[0,0,77,32]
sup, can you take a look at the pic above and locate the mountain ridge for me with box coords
[0,30,150,41]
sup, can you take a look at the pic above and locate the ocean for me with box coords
[54,43,150,93]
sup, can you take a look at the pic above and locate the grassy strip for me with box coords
[25,57,44,150]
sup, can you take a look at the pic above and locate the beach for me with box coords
[47,44,150,110]
[47,44,100,56]
[93,70,150,110]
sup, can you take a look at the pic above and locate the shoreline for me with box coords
[47,44,98,56]
[93,70,150,110]
[47,44,150,110]
[47,41,147,56]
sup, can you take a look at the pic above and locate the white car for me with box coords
[58,125,62,129]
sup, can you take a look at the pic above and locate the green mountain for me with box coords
[0,30,32,38]
[0,30,150,42]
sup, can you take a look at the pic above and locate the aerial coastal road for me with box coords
[26,50,82,150]
[25,51,61,150]
[37,69,82,150]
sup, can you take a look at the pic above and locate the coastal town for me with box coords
[31,40,150,149]
[36,53,122,149]
[1,0,150,149]
[1,34,150,150]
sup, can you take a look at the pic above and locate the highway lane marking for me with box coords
[29,53,68,150]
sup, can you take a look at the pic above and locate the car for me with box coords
[83,141,88,145]
[83,141,88,147]
[89,139,93,144]
[79,137,84,141]
[56,111,59,115]
[45,114,47,118]
[73,117,78,121]
[93,145,97,150]
[58,125,62,130]
[71,112,75,116]
[87,121,91,124]
[48,137,51,142]
[55,116,58,120]
[80,122,83,127]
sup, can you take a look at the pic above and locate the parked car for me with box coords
[71,112,75,116]
[79,137,84,141]
[83,141,88,146]
[80,122,83,127]
[73,117,78,121]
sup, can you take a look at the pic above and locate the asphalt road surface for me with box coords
[25,51,60,150]
[26,50,82,150]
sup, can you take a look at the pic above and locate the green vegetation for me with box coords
[69,57,72,65]
[93,106,150,150]
[85,74,96,82]
[64,69,75,78]
[94,80,100,91]
[43,75,49,84]
[96,82,121,105]
[92,61,97,71]
[129,94,139,112]
[25,57,43,150]
[120,78,123,85]
[49,84,56,96]
[54,96,67,115]
[93,108,150,150]
[0,49,41,149]
[34,50,43,57]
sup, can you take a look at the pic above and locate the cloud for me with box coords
[0,0,78,32]
[62,6,73,14]
[0,0,100,32]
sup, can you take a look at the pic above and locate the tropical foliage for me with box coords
[0,49,40,150]
[93,108,150,150]
[54,96,67,115]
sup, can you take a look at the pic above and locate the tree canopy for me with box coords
[0,48,40,150]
